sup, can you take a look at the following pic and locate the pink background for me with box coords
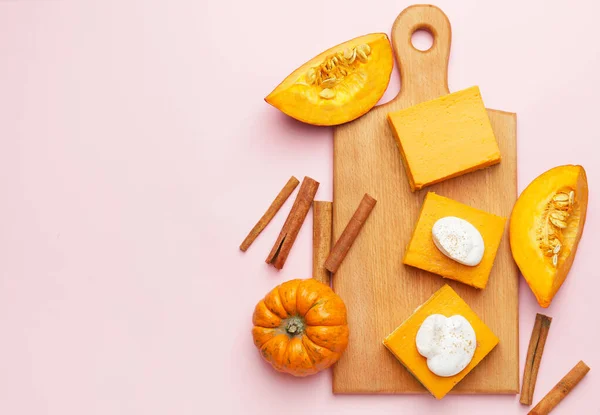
[0,0,598,414]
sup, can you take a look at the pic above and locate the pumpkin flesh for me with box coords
[509,165,588,307]
[252,279,349,376]
[265,33,393,126]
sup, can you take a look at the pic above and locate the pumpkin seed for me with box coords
[549,217,567,229]
[551,211,568,221]
[306,68,317,85]
[357,49,368,63]
[553,193,569,202]
[552,254,558,267]
[553,243,561,254]
[345,49,357,64]
[357,43,371,56]
[321,77,337,88]
[319,88,335,99]
[569,190,575,206]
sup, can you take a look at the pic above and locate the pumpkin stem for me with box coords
[284,316,305,336]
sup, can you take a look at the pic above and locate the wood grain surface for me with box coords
[331,4,519,394]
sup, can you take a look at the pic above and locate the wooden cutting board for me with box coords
[332,4,519,394]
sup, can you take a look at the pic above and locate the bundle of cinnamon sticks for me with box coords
[239,175,376,279]
[521,313,590,414]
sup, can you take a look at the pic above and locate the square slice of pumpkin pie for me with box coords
[383,284,499,399]
[387,86,501,191]
[403,192,506,289]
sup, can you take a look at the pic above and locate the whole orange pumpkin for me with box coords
[252,278,349,377]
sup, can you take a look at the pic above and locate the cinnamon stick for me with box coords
[529,361,590,415]
[266,176,319,270]
[521,313,553,405]
[324,193,376,274]
[313,201,333,285]
[240,176,299,252]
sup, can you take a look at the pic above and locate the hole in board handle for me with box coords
[411,29,434,52]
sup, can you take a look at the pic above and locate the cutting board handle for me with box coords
[391,4,452,102]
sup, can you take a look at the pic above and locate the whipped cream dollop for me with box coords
[416,314,476,377]
[432,216,484,266]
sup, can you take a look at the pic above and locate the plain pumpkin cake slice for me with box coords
[387,86,501,191]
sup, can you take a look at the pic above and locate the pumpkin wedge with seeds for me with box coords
[265,33,393,126]
[510,165,588,307]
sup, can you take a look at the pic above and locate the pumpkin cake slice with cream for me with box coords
[383,284,499,399]
[403,192,506,289]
